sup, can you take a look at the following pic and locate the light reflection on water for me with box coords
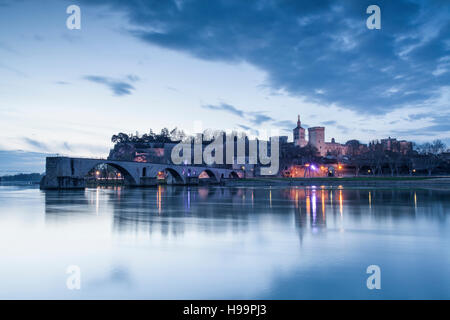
[0,185,449,299]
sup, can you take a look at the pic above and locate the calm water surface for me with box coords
[0,185,449,299]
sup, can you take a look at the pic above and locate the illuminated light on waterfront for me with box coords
[306,193,311,216]
[251,190,254,208]
[321,189,325,217]
[311,165,317,171]
[414,192,417,209]
[312,191,317,222]
[338,164,343,170]
[269,189,272,208]
[157,171,165,179]
[187,189,191,210]
[157,185,162,214]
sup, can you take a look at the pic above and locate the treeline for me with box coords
[111,128,250,145]
[111,128,187,144]
[0,173,43,182]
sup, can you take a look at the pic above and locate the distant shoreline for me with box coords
[224,176,450,189]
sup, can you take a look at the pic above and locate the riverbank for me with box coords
[224,176,450,189]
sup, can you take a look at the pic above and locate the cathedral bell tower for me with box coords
[293,115,307,147]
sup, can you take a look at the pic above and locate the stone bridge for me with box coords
[40,157,243,189]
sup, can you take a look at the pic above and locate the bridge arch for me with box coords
[199,169,220,183]
[85,161,138,186]
[229,171,240,179]
[164,167,185,184]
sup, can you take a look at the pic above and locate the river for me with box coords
[0,185,448,299]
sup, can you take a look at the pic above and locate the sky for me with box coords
[0,0,449,173]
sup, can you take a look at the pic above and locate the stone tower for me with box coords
[293,115,307,147]
[308,126,325,156]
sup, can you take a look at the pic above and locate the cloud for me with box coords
[0,41,18,54]
[83,75,139,96]
[22,138,48,151]
[55,81,70,85]
[202,102,276,128]
[237,124,251,131]
[237,124,259,136]
[0,62,27,77]
[248,112,273,125]
[81,0,450,114]
[272,120,298,130]
[408,113,430,120]
[62,142,72,151]
[202,103,244,117]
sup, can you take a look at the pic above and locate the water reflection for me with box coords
[43,185,449,239]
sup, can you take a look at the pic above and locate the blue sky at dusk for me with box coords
[0,0,449,172]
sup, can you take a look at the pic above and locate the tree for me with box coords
[412,154,440,176]
[430,140,446,155]
[386,151,402,176]
[170,127,186,141]
[416,140,446,155]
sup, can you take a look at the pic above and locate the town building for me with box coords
[378,137,413,154]
[293,115,348,156]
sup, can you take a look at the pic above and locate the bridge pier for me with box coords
[40,175,86,190]
[140,177,158,187]
[186,177,199,185]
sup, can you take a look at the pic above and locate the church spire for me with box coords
[297,115,301,128]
